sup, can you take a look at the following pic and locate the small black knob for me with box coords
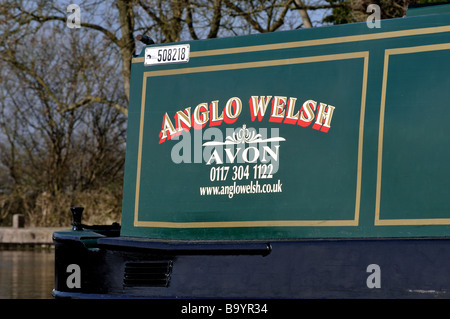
[70,206,84,231]
[136,34,155,45]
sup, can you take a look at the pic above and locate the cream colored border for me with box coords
[134,51,368,228]
[132,25,450,64]
[375,43,450,226]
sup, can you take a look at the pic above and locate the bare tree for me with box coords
[0,0,339,226]
[1,1,131,114]
[0,20,126,226]
[2,1,337,114]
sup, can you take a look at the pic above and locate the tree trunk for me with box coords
[116,0,136,103]
[294,0,313,28]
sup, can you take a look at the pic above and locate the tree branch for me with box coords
[62,96,128,116]
[293,0,312,28]
[1,50,64,111]
[207,0,223,38]
[223,0,265,33]
[14,8,121,46]
[185,4,199,40]
[268,1,293,32]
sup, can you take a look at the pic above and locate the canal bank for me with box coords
[0,227,66,249]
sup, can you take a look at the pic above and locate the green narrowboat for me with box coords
[53,3,450,298]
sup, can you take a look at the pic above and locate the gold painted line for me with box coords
[375,50,390,225]
[133,57,144,63]
[354,52,369,226]
[376,219,450,226]
[145,52,367,78]
[134,52,368,228]
[375,42,450,226]
[131,25,450,63]
[134,75,148,226]
[135,219,359,228]
[385,42,450,55]
[191,26,450,57]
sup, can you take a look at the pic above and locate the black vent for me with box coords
[123,261,173,287]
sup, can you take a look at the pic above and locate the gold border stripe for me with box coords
[134,52,368,228]
[132,25,450,63]
[191,26,450,58]
[145,52,366,78]
[386,42,450,55]
[136,219,359,228]
[134,76,148,224]
[354,51,369,225]
[375,42,450,226]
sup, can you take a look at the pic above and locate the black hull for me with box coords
[53,232,450,299]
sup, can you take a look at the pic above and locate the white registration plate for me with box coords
[144,44,190,66]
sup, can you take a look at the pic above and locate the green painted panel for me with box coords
[121,13,450,239]
[378,47,450,222]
